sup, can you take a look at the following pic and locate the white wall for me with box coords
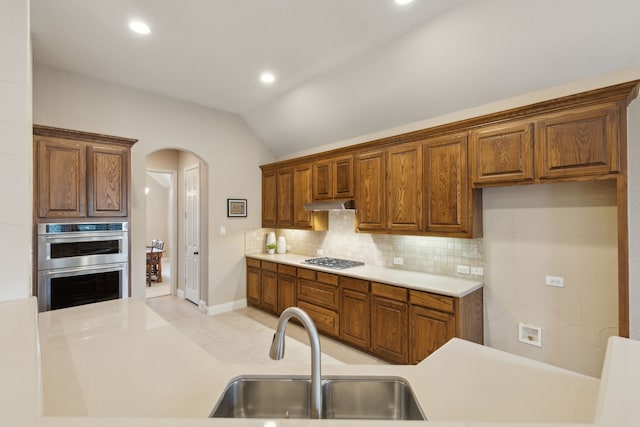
[32,65,275,307]
[483,182,618,377]
[629,97,640,340]
[0,0,32,301]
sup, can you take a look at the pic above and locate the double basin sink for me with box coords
[210,375,425,420]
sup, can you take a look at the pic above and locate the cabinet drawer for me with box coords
[409,290,455,313]
[246,258,261,269]
[340,276,369,292]
[317,271,339,286]
[371,282,408,302]
[298,279,339,310]
[261,261,278,272]
[297,268,316,280]
[298,301,339,337]
[278,264,297,276]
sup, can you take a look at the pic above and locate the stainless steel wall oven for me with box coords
[37,222,129,312]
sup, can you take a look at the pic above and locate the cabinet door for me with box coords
[246,266,261,306]
[87,144,128,217]
[276,168,293,227]
[261,270,278,313]
[262,170,277,227]
[313,160,332,200]
[340,288,370,350]
[277,274,297,314]
[410,305,455,364]
[333,155,354,198]
[387,143,422,232]
[371,296,408,364]
[536,104,620,179]
[293,164,313,228]
[355,151,386,231]
[423,133,470,234]
[36,136,87,218]
[470,120,534,185]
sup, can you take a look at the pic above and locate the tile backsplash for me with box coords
[245,210,484,280]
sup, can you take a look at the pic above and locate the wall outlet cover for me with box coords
[456,265,470,274]
[470,266,484,275]
[545,276,564,287]
[393,257,403,265]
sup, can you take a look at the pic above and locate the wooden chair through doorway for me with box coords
[146,239,165,286]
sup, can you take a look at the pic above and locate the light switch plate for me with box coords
[470,266,483,275]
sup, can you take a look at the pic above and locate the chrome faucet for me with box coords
[269,307,322,419]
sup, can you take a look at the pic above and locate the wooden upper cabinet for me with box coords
[293,164,313,228]
[470,120,534,186]
[262,170,277,227]
[355,151,386,232]
[313,154,354,200]
[536,103,620,179]
[387,143,422,232]
[36,136,87,218]
[87,145,128,217]
[34,125,136,220]
[423,133,470,234]
[276,168,293,227]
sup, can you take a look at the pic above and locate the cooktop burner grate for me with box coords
[303,257,364,270]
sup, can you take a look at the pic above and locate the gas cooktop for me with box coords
[303,257,364,270]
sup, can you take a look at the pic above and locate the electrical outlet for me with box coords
[470,266,484,275]
[456,265,470,274]
[393,257,403,265]
[545,276,564,287]
[219,226,226,235]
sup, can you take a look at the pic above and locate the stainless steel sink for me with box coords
[210,376,311,418]
[209,375,426,420]
[322,376,425,420]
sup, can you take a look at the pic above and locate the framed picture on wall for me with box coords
[227,199,247,217]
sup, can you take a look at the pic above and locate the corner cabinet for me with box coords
[34,125,136,219]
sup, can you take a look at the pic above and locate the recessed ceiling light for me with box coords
[260,71,276,84]
[129,20,151,35]
[395,0,414,5]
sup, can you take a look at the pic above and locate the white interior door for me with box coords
[184,165,200,304]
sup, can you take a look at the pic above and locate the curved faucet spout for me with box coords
[269,307,322,419]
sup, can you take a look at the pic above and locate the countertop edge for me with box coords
[246,252,484,298]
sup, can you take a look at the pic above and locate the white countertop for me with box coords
[2,296,640,427]
[247,252,483,298]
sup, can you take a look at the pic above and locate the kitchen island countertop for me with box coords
[3,296,640,427]
[246,252,483,298]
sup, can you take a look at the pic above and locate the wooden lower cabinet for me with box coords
[298,300,339,337]
[246,258,261,306]
[277,264,297,314]
[370,283,409,364]
[371,295,408,364]
[340,277,370,350]
[246,257,483,364]
[410,305,455,364]
[261,270,278,313]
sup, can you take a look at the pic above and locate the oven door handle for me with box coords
[42,263,127,277]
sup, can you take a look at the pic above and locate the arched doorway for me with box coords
[145,149,208,307]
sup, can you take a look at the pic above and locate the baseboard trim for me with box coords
[205,299,247,316]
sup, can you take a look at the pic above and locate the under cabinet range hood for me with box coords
[304,199,355,211]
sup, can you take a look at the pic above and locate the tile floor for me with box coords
[145,295,386,366]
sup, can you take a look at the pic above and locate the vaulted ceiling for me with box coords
[31,0,640,158]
